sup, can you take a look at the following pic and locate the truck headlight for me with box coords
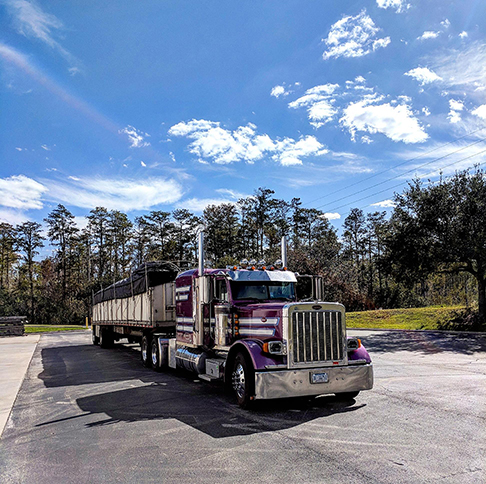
[347,337,362,351]
[262,341,287,355]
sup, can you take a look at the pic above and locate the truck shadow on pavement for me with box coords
[361,330,486,355]
[37,342,365,439]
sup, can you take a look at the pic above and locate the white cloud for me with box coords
[119,125,151,148]
[3,0,79,67]
[41,144,50,151]
[15,147,23,151]
[472,104,486,119]
[215,188,246,200]
[340,97,428,144]
[371,199,396,208]
[0,174,46,209]
[441,19,451,29]
[418,31,440,41]
[73,216,88,230]
[289,84,340,127]
[322,10,390,60]
[270,85,292,98]
[286,79,427,144]
[431,43,486,94]
[448,99,464,124]
[322,212,341,220]
[361,135,373,144]
[394,141,486,178]
[272,136,327,166]
[405,67,442,85]
[376,0,409,13]
[0,208,30,225]
[44,176,183,211]
[168,119,327,166]
[422,107,431,116]
[141,161,147,167]
[459,31,468,39]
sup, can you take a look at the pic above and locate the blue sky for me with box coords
[1,0,486,232]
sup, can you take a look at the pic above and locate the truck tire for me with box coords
[335,391,359,400]
[141,335,152,367]
[99,328,113,348]
[231,352,254,409]
[151,338,161,371]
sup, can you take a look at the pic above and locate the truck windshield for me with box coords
[230,281,295,301]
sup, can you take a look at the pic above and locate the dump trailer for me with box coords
[91,234,373,408]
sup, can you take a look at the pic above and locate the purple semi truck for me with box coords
[92,233,373,408]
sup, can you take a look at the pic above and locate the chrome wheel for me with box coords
[232,363,246,399]
[151,339,158,368]
[142,342,148,361]
[141,335,151,367]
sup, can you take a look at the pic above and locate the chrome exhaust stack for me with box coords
[198,230,204,277]
[281,236,288,268]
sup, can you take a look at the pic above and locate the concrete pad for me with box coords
[0,334,40,437]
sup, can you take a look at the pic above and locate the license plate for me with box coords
[311,372,329,384]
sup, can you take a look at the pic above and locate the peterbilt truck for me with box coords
[91,234,373,408]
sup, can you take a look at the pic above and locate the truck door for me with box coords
[204,277,230,348]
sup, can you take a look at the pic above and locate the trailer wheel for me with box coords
[231,352,254,409]
[141,335,152,367]
[99,328,114,348]
[151,338,161,371]
[335,391,359,401]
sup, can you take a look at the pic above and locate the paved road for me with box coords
[1,330,485,483]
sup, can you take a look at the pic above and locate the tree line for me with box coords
[1,169,485,327]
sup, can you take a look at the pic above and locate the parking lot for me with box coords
[1,330,485,483]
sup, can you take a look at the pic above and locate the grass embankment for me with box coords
[346,305,467,331]
[24,325,87,334]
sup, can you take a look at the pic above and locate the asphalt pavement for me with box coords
[0,329,485,483]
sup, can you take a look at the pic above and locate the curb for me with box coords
[0,334,40,439]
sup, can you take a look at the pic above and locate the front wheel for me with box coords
[231,352,254,409]
[141,335,152,367]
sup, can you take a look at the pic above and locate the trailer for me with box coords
[91,234,373,408]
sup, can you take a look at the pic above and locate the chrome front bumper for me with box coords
[254,364,373,400]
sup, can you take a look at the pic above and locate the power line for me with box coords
[323,147,486,215]
[304,126,486,207]
[314,138,485,213]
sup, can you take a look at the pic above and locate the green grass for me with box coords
[24,325,87,333]
[346,305,467,331]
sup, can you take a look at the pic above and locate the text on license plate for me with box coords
[311,372,329,384]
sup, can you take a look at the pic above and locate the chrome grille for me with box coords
[291,310,344,365]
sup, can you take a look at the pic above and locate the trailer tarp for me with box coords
[93,261,179,304]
